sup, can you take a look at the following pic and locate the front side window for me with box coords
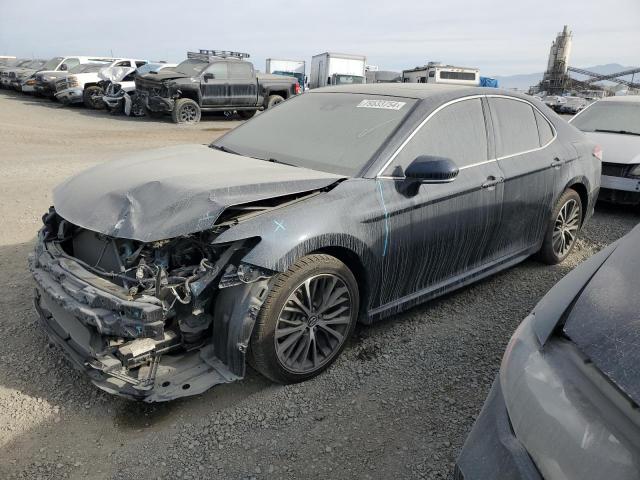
[204,62,228,80]
[383,98,488,176]
[571,101,640,136]
[489,98,541,157]
[60,58,80,71]
[214,92,417,176]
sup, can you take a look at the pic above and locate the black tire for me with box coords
[82,86,104,109]
[250,254,359,384]
[539,188,583,264]
[171,98,201,124]
[238,109,257,119]
[265,94,285,109]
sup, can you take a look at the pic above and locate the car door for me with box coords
[227,62,257,107]
[200,62,229,106]
[486,96,564,256]
[375,97,504,307]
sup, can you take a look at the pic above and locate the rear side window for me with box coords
[228,62,253,79]
[384,98,488,175]
[488,98,540,157]
[534,110,554,146]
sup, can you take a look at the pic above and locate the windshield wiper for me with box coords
[266,157,298,167]
[594,129,640,136]
[210,144,240,155]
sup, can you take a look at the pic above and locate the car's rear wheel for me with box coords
[172,98,201,124]
[238,109,256,119]
[83,86,104,109]
[265,94,285,109]
[539,189,583,264]
[250,254,359,384]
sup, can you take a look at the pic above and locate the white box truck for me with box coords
[309,52,366,89]
[265,58,306,91]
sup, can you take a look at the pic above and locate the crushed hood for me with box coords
[137,70,188,82]
[53,145,343,242]
[563,224,640,404]
[584,131,640,165]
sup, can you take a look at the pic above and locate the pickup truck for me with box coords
[134,50,300,124]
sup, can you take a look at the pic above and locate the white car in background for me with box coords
[54,58,147,107]
[570,95,640,204]
[31,56,116,96]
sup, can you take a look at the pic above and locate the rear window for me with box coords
[488,98,541,157]
[214,92,416,176]
[534,110,555,146]
[228,62,252,78]
[571,101,640,136]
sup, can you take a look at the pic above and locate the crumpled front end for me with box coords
[30,208,273,402]
[134,76,175,113]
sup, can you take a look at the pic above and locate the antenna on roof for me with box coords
[187,50,251,61]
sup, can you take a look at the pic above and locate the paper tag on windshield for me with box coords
[357,99,406,110]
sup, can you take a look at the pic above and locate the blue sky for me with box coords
[1,0,638,76]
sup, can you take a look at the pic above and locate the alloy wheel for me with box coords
[180,104,198,122]
[275,274,353,374]
[552,198,580,257]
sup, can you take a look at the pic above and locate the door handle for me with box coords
[550,157,563,169]
[481,176,504,190]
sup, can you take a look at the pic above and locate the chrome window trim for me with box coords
[375,94,558,178]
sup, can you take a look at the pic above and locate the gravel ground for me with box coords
[0,89,638,480]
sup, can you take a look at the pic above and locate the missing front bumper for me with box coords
[30,236,270,402]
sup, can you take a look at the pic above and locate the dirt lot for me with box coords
[0,89,638,480]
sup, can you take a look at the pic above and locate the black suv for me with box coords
[135,50,300,123]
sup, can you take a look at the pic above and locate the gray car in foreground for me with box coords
[456,224,640,479]
[30,84,600,401]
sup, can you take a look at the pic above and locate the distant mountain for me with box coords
[493,63,639,90]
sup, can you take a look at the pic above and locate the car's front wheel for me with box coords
[539,188,583,264]
[250,254,359,384]
[172,98,201,124]
[83,86,104,109]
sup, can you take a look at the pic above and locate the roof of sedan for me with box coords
[311,83,511,99]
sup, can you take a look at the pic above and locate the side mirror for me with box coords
[59,64,68,71]
[405,155,459,183]
[203,72,214,81]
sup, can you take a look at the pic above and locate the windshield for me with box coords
[213,92,416,176]
[174,59,208,76]
[42,57,63,71]
[572,101,640,135]
[24,60,45,69]
[137,63,165,75]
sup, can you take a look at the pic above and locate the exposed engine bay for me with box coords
[31,207,275,402]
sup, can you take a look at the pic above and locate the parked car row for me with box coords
[0,50,300,123]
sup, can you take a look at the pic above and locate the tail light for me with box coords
[294,82,301,95]
[593,145,603,162]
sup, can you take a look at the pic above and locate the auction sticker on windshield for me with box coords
[357,99,406,110]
